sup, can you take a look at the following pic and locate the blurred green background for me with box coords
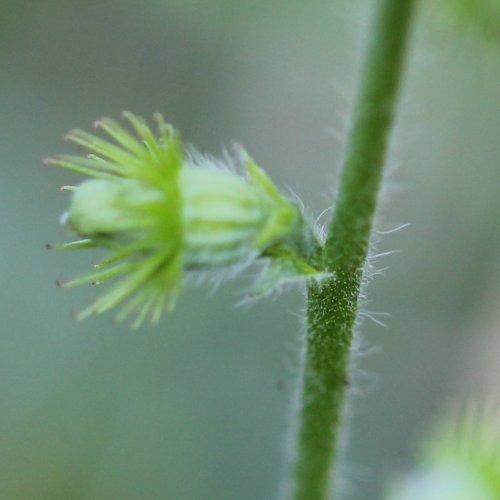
[1,1,499,499]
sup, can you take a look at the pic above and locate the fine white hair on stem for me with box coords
[364,265,390,280]
[315,205,333,226]
[358,310,391,328]
[370,249,401,259]
[285,187,305,213]
[374,222,411,235]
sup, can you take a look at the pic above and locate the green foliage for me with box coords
[442,0,500,43]
[386,407,500,500]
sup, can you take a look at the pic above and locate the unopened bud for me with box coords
[47,113,323,326]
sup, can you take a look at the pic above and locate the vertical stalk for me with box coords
[291,1,417,499]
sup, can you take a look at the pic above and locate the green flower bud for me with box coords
[47,113,323,326]
[69,178,165,237]
[180,162,298,268]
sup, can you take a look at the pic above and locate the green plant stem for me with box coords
[291,1,417,499]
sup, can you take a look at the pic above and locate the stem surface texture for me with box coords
[291,1,417,499]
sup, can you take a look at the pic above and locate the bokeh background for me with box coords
[1,1,499,499]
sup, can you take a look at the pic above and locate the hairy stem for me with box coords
[291,1,417,499]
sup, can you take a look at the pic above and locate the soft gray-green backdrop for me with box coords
[1,1,499,499]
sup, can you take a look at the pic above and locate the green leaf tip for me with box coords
[48,112,325,326]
